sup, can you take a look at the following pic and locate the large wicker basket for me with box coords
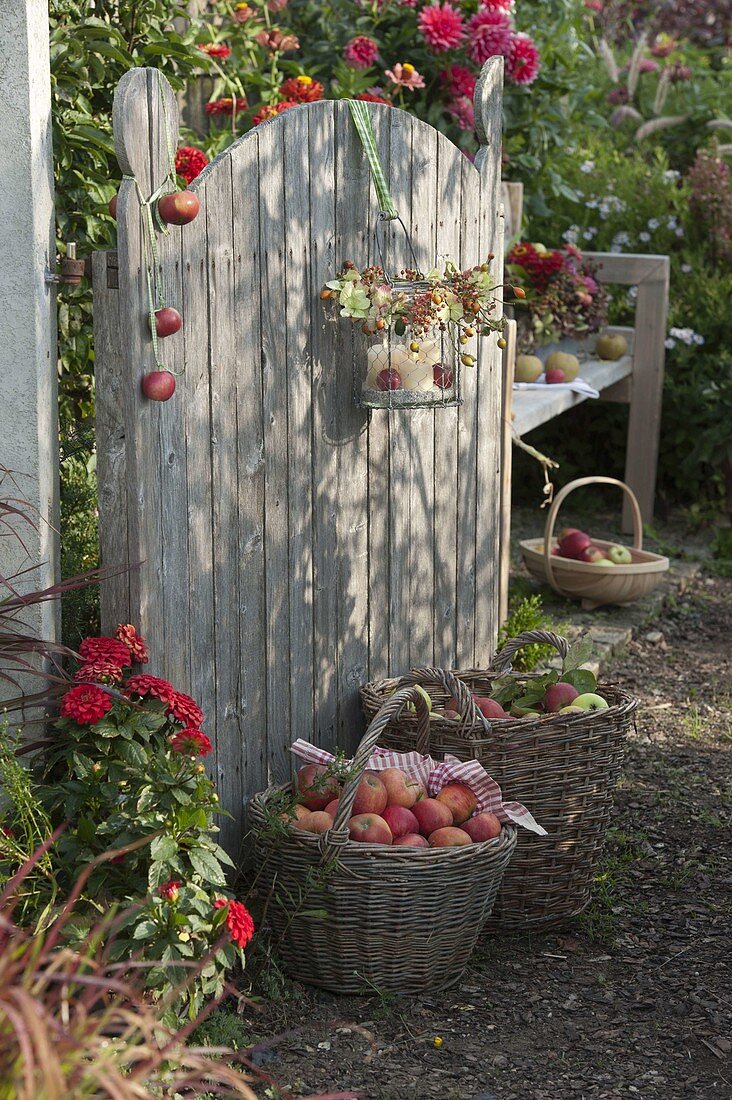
[360,631,638,930]
[249,685,517,995]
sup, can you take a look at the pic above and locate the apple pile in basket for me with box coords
[554,525,633,567]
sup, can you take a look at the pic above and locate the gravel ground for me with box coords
[238,572,731,1100]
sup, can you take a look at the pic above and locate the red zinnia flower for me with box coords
[506,33,540,85]
[214,898,255,949]
[256,30,300,54]
[205,96,248,117]
[175,146,209,185]
[159,879,181,901]
[467,9,512,66]
[166,689,204,727]
[199,43,232,60]
[115,623,149,664]
[480,0,514,9]
[169,728,213,756]
[79,636,132,668]
[74,660,124,685]
[356,93,392,105]
[125,674,176,706]
[61,684,114,725]
[344,35,379,69]
[253,100,298,125]
[441,64,477,100]
[418,3,466,52]
[279,76,324,103]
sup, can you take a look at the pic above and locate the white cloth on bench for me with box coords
[513,376,600,399]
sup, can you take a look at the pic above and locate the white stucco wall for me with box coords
[0,0,60,693]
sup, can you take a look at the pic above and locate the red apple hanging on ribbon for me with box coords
[142,370,176,401]
[157,190,200,226]
[153,307,182,338]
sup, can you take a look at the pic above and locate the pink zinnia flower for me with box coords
[418,3,465,53]
[506,33,540,85]
[467,9,512,66]
[385,63,426,90]
[584,0,603,11]
[441,64,477,100]
[480,0,514,10]
[446,95,475,131]
[344,35,379,69]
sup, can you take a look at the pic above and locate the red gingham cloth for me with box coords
[290,739,547,835]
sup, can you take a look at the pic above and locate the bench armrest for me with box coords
[582,251,669,288]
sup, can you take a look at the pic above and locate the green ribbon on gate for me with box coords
[347,99,398,221]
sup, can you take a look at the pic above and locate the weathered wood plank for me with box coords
[498,319,517,627]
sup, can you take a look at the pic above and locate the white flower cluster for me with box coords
[665,327,705,350]
[586,195,626,220]
[563,225,581,245]
[610,231,631,253]
[580,160,595,174]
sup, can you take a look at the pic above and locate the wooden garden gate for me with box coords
[93,65,505,853]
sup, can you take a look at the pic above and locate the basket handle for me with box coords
[396,666,492,752]
[542,476,643,597]
[490,630,571,674]
[322,684,431,860]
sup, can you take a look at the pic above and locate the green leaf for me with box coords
[298,909,329,919]
[563,635,594,673]
[150,834,178,862]
[132,920,157,940]
[561,668,597,695]
[188,847,227,886]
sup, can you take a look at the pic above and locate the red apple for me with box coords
[558,528,592,559]
[542,682,580,713]
[278,803,309,824]
[436,782,478,825]
[433,364,454,390]
[382,805,420,840]
[141,371,176,401]
[428,826,472,847]
[473,696,510,720]
[351,773,388,816]
[157,190,200,226]
[108,194,118,219]
[412,798,453,837]
[154,307,182,338]
[580,544,606,563]
[376,367,402,391]
[324,798,340,818]
[377,767,423,808]
[347,813,392,845]
[296,764,340,811]
[296,810,334,835]
[463,812,502,842]
[545,368,566,384]
[393,833,429,848]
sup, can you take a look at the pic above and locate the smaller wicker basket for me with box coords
[360,633,638,929]
[520,476,669,609]
[249,684,517,995]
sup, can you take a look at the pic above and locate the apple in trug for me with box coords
[376,367,402,391]
[545,367,566,384]
[434,364,454,390]
[428,826,472,847]
[511,703,542,718]
[545,350,580,382]
[543,682,580,713]
[278,803,309,824]
[574,692,610,711]
[157,190,200,225]
[296,810,334,835]
[351,773,388,816]
[608,544,633,564]
[378,767,423,808]
[580,545,607,563]
[296,764,340,811]
[514,354,543,383]
[324,798,340,818]
[463,812,502,842]
[436,782,478,825]
[393,833,429,848]
[596,333,628,361]
[412,798,453,837]
[154,307,182,338]
[559,705,585,715]
[558,528,592,559]
[382,805,420,840]
[347,813,392,845]
[141,370,176,401]
[473,696,510,720]
[595,558,616,566]
[108,194,118,219]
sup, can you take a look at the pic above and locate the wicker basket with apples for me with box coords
[520,476,669,609]
[249,684,518,995]
[361,630,638,929]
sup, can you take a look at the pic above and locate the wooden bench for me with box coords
[498,185,670,621]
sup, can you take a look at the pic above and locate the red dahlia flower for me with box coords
[79,636,132,668]
[481,0,515,10]
[344,35,379,69]
[159,879,181,901]
[279,76,324,103]
[74,660,124,685]
[166,690,204,727]
[214,898,255,949]
[169,728,212,756]
[61,684,114,725]
[253,100,298,125]
[205,96,248,117]
[506,33,540,85]
[356,93,392,105]
[198,43,232,60]
[115,623,149,663]
[467,9,512,65]
[418,3,466,52]
[441,64,477,100]
[125,674,176,705]
[175,146,209,185]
